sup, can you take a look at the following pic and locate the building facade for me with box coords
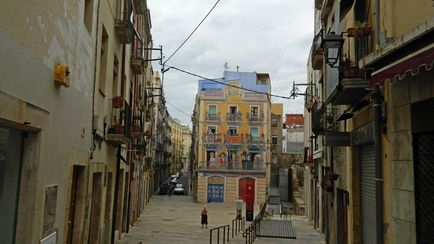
[181,125,192,174]
[305,0,434,243]
[192,71,275,205]
[0,0,161,243]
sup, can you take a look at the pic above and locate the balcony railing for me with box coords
[225,134,244,144]
[246,112,264,124]
[199,161,265,172]
[131,113,142,138]
[206,112,221,122]
[107,97,132,144]
[131,35,144,74]
[246,135,265,145]
[242,92,266,101]
[226,112,242,123]
[203,132,222,144]
[115,11,134,44]
[201,89,225,100]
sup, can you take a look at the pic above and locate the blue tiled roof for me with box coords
[198,71,269,93]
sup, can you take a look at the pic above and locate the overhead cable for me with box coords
[167,66,293,100]
[163,0,221,65]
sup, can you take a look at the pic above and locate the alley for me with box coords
[117,195,324,244]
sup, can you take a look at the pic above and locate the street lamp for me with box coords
[322,32,344,68]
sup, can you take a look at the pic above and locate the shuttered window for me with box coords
[360,144,376,244]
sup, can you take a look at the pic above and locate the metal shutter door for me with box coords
[360,144,376,244]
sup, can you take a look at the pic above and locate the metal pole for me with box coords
[210,230,212,244]
[217,229,220,244]
[372,85,383,244]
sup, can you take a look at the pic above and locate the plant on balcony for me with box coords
[340,58,364,79]
[346,22,372,38]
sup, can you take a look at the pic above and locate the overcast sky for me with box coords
[147,0,314,126]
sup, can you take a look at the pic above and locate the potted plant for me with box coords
[346,21,372,38]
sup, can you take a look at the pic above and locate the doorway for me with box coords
[66,165,86,244]
[88,172,103,244]
[0,127,24,244]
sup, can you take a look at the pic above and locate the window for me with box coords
[229,106,237,114]
[251,106,258,116]
[229,126,237,136]
[208,105,217,115]
[98,27,109,95]
[84,0,94,32]
[272,136,278,145]
[250,127,259,137]
[271,119,278,127]
[207,126,216,134]
[112,55,119,97]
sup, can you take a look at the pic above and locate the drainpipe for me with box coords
[111,145,121,244]
[372,85,383,244]
[375,0,380,46]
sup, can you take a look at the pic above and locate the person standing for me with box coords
[235,196,243,220]
[201,206,208,229]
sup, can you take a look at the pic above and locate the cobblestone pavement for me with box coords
[116,195,324,244]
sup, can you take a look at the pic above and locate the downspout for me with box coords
[375,0,380,46]
[90,0,102,160]
[311,136,317,229]
[372,85,383,244]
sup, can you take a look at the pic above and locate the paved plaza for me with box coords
[117,195,324,244]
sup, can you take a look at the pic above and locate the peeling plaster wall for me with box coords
[0,0,94,242]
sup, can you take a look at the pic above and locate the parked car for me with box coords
[174,183,184,195]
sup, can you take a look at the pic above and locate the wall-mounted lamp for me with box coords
[54,64,70,87]
[322,32,344,68]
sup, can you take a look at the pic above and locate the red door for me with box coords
[239,178,255,220]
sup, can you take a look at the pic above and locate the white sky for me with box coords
[147,0,314,126]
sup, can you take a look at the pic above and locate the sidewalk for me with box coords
[116,195,323,244]
[116,195,259,244]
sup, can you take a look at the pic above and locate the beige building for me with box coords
[168,118,185,174]
[181,125,192,173]
[0,0,155,243]
[305,0,434,243]
[192,70,275,207]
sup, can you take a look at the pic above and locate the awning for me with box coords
[368,45,434,89]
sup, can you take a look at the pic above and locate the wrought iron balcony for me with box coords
[206,112,221,122]
[226,112,242,123]
[131,34,145,74]
[198,161,265,173]
[246,112,264,124]
[247,135,265,145]
[203,132,222,144]
[115,12,134,44]
[131,114,142,138]
[107,97,132,144]
[225,133,244,144]
[327,63,368,105]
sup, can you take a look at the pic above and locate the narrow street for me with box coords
[117,192,324,244]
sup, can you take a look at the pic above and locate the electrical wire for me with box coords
[163,1,220,65]
[166,100,193,118]
[167,66,293,99]
[163,0,221,65]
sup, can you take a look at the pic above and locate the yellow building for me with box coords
[193,71,277,206]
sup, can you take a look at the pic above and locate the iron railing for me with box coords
[232,217,245,238]
[242,202,267,244]
[209,224,229,244]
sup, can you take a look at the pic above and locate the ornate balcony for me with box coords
[247,135,265,145]
[206,112,221,123]
[225,133,244,145]
[201,89,225,100]
[246,112,264,124]
[203,132,222,144]
[226,112,242,123]
[131,35,145,74]
[107,97,132,144]
[198,161,265,174]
